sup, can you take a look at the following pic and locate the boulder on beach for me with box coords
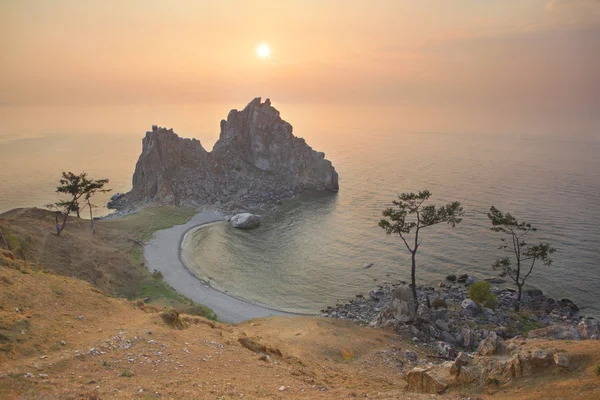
[230,213,261,229]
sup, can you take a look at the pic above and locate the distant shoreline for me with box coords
[143,209,294,324]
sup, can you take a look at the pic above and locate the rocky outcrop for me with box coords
[111,98,339,211]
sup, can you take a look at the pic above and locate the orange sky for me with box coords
[1,1,599,130]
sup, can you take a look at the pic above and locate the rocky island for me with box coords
[109,98,339,212]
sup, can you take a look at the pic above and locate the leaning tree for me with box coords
[488,206,556,311]
[53,172,109,235]
[379,190,464,310]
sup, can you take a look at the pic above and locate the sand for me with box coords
[144,210,292,323]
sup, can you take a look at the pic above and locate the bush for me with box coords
[595,363,600,376]
[469,281,497,309]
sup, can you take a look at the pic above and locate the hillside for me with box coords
[1,208,599,399]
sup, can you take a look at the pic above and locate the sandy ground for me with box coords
[144,210,292,324]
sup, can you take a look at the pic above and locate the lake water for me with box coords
[1,103,599,317]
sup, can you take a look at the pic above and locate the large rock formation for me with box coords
[110,98,338,211]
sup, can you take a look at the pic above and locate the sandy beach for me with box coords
[144,210,292,324]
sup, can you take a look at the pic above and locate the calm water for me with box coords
[1,104,599,317]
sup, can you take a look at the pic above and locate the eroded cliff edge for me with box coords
[110,98,339,211]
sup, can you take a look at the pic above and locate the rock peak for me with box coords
[111,99,339,211]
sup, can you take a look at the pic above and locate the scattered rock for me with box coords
[553,352,573,370]
[446,275,457,282]
[405,351,418,362]
[457,274,468,283]
[577,319,600,339]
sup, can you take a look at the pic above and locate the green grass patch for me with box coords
[120,369,134,377]
[102,206,197,242]
[595,363,600,376]
[519,316,544,336]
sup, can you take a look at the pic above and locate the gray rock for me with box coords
[578,319,600,339]
[446,275,457,282]
[457,274,468,283]
[230,213,261,229]
[112,98,339,210]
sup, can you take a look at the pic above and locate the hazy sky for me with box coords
[1,1,599,131]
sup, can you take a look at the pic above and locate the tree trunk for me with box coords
[411,251,418,312]
[515,283,522,311]
[56,200,75,236]
[75,200,80,218]
[88,200,95,234]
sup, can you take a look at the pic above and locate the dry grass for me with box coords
[0,206,214,319]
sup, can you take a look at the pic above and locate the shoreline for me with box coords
[143,209,295,324]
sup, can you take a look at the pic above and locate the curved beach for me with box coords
[143,210,292,324]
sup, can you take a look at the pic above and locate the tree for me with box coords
[80,178,110,234]
[379,190,464,310]
[53,172,109,236]
[488,206,556,311]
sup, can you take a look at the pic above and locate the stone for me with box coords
[460,326,476,349]
[524,288,543,298]
[528,325,580,340]
[485,277,507,284]
[416,304,432,323]
[446,275,457,282]
[435,319,450,332]
[457,274,468,283]
[560,299,579,314]
[531,349,555,367]
[391,286,415,322]
[405,351,418,362]
[461,299,479,317]
[553,352,573,370]
[449,352,473,375]
[434,341,456,359]
[111,98,339,211]
[477,331,505,356]
[229,213,261,229]
[456,365,481,384]
[465,276,476,286]
[406,367,451,394]
[578,319,600,339]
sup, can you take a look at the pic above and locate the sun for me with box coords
[256,43,271,59]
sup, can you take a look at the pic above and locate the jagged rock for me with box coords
[578,319,600,339]
[477,331,505,356]
[113,98,339,210]
[528,325,580,340]
[449,352,473,375]
[406,367,451,394]
[457,274,468,283]
[229,213,260,229]
[553,352,573,370]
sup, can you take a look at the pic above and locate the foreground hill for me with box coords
[1,208,599,399]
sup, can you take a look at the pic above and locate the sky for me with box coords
[1,1,599,133]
